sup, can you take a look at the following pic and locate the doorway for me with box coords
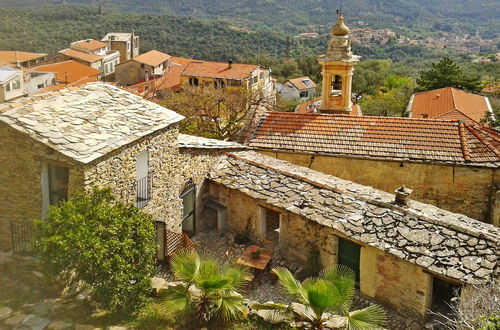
[338,238,361,282]
[431,277,461,316]
[259,207,280,243]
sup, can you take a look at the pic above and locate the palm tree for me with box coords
[160,249,250,328]
[254,265,387,329]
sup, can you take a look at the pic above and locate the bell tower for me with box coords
[318,14,360,114]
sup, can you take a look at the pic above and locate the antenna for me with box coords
[339,0,343,15]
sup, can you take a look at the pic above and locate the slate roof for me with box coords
[246,112,500,167]
[33,60,101,84]
[0,82,184,164]
[179,134,245,149]
[209,151,499,284]
[408,87,491,123]
[0,66,19,83]
[182,60,259,80]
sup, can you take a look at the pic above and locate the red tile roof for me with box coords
[59,49,102,63]
[295,98,362,116]
[182,60,258,80]
[0,51,47,64]
[33,60,101,84]
[71,39,108,52]
[287,76,317,91]
[170,56,196,66]
[408,87,491,123]
[246,112,500,166]
[133,50,171,67]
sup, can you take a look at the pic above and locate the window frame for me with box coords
[180,184,196,236]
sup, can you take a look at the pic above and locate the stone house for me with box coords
[101,32,140,63]
[58,40,120,78]
[245,112,500,225]
[115,50,172,86]
[0,82,184,251]
[206,150,499,320]
[275,76,317,101]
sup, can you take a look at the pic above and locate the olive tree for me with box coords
[36,188,157,315]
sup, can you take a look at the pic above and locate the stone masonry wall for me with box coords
[0,123,84,251]
[83,125,182,232]
[260,151,497,223]
[210,182,436,319]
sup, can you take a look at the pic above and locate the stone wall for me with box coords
[260,150,497,223]
[209,181,453,319]
[83,125,182,232]
[0,123,84,251]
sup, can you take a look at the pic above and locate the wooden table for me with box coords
[237,246,274,271]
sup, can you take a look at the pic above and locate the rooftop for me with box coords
[408,87,492,123]
[0,51,47,64]
[101,33,133,42]
[59,49,102,63]
[182,60,259,80]
[246,112,500,167]
[287,76,317,91]
[0,66,19,83]
[33,60,102,84]
[209,151,499,284]
[0,82,184,164]
[179,133,245,149]
[295,98,362,116]
[70,39,108,52]
[132,50,171,67]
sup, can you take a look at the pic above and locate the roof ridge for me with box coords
[450,88,458,110]
[458,122,472,161]
[465,124,500,158]
[434,109,480,124]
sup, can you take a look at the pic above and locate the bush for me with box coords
[36,188,157,315]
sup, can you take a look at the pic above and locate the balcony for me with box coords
[136,173,152,209]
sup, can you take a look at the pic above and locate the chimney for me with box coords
[394,185,413,207]
[228,59,233,69]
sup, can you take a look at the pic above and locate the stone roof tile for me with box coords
[208,150,499,284]
[178,134,245,149]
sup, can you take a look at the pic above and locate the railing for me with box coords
[136,173,152,209]
[11,221,36,255]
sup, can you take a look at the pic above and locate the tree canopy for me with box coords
[36,188,157,315]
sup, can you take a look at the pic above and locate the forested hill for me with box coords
[0,5,442,63]
[0,0,498,37]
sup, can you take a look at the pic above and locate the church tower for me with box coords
[318,14,360,114]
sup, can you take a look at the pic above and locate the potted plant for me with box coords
[249,246,262,259]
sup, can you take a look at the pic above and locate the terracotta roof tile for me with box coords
[409,87,491,123]
[59,49,102,63]
[71,39,108,52]
[287,76,317,91]
[182,60,258,80]
[33,60,101,84]
[295,98,362,116]
[0,51,47,64]
[133,50,171,67]
[246,112,500,167]
[170,56,196,66]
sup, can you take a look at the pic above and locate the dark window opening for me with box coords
[299,91,308,98]
[431,277,461,317]
[48,164,69,206]
[189,77,199,86]
[265,208,280,243]
[338,238,361,282]
[214,80,225,89]
[140,63,145,69]
[181,185,196,236]
[332,75,342,91]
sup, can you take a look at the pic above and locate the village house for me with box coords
[275,76,317,101]
[58,39,120,78]
[101,32,140,63]
[0,83,184,252]
[407,87,494,124]
[0,51,48,68]
[242,14,500,225]
[0,66,55,103]
[31,60,102,92]
[115,50,171,86]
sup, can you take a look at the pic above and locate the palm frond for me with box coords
[343,304,387,330]
[222,265,250,291]
[171,249,200,282]
[159,283,194,317]
[320,265,356,310]
[213,293,248,322]
[273,267,308,303]
[302,279,341,318]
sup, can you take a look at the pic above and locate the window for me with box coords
[214,79,225,89]
[302,78,312,87]
[42,163,70,217]
[250,76,258,85]
[140,63,145,69]
[181,185,196,236]
[189,77,199,86]
[227,79,242,86]
[12,80,21,90]
[259,207,280,243]
[5,82,11,92]
[127,41,131,51]
[299,91,308,98]
[37,83,45,89]
[332,75,342,91]
[136,150,150,208]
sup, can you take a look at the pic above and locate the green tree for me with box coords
[360,88,412,117]
[161,249,250,328]
[36,188,157,315]
[417,57,483,93]
[254,266,386,329]
[352,60,392,101]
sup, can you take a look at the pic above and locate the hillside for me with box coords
[0,0,498,38]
